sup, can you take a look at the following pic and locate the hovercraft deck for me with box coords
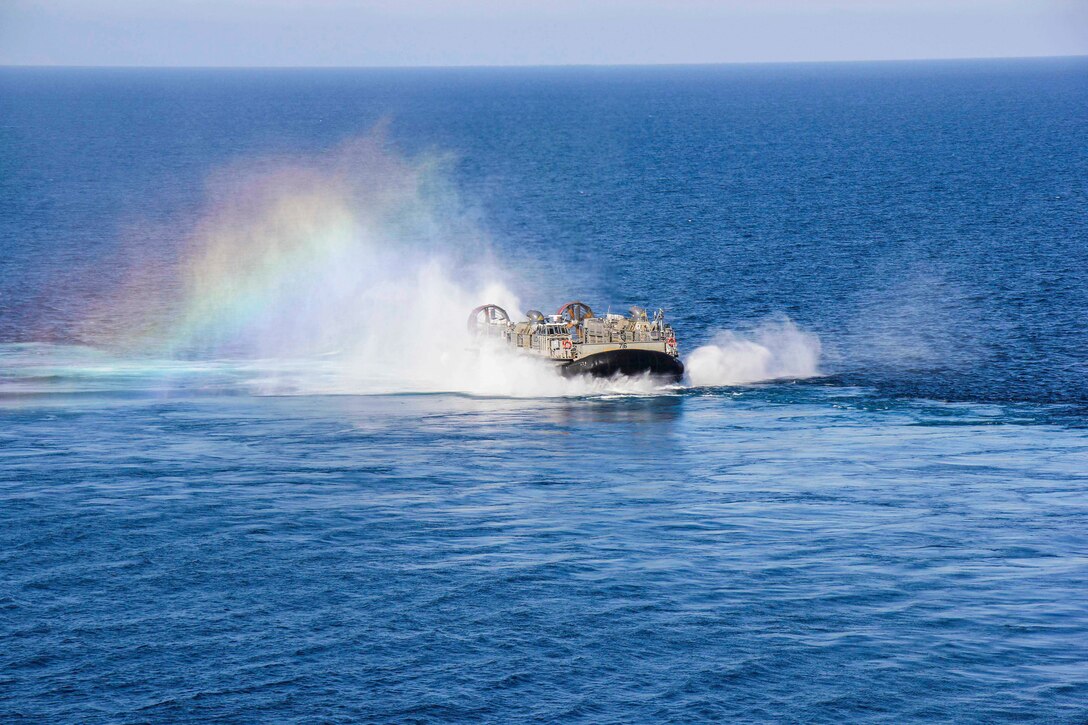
[469,301,683,382]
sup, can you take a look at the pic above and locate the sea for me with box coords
[1,58,1087,722]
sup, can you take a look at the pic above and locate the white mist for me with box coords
[685,320,822,386]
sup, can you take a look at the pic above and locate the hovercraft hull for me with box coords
[560,349,684,382]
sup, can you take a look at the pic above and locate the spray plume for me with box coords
[85,134,664,397]
[84,133,820,397]
[685,320,821,386]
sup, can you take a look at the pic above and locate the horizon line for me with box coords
[2,53,1086,72]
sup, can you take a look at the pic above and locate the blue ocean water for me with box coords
[2,59,1087,722]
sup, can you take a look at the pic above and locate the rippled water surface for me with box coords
[2,60,1088,722]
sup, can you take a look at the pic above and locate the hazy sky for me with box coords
[2,0,1086,67]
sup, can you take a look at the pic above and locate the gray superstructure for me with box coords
[468,301,684,380]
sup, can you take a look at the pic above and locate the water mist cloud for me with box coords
[685,320,822,387]
[88,133,822,397]
[89,132,670,398]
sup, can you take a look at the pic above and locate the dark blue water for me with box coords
[2,60,1087,722]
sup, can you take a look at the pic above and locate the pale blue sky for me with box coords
[2,0,1086,67]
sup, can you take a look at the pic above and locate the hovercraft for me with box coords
[468,301,684,382]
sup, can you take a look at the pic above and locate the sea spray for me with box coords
[82,133,820,397]
[85,133,669,398]
[685,320,821,386]
[160,136,492,359]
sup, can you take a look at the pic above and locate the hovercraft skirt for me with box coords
[561,349,684,382]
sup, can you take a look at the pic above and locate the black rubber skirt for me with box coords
[560,349,684,382]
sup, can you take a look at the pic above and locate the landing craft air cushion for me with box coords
[468,301,684,382]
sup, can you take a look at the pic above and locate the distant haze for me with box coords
[1,0,1086,67]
